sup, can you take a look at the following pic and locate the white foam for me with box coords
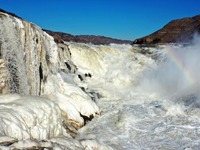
[2,12,200,149]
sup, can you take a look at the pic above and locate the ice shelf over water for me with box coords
[1,11,200,150]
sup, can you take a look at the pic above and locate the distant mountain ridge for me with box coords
[133,14,200,44]
[0,8,130,45]
[43,29,131,45]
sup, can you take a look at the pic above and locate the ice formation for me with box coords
[1,11,200,150]
[0,11,101,149]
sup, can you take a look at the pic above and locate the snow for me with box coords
[42,73,100,128]
[1,12,200,149]
[0,95,63,140]
[14,18,24,29]
[1,40,200,149]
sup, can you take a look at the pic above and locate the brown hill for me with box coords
[43,29,131,45]
[133,14,200,44]
[0,9,130,45]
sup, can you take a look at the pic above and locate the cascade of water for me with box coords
[3,10,200,149]
[0,12,103,149]
[0,14,29,95]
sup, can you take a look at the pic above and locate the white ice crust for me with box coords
[2,12,200,150]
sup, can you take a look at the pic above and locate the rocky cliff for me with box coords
[133,14,200,44]
[0,10,106,149]
[44,29,131,45]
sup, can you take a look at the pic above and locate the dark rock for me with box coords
[88,73,92,78]
[43,29,131,45]
[133,14,200,44]
[80,114,93,125]
[85,73,92,78]
[78,75,84,81]
[64,62,71,71]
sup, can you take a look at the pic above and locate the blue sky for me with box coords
[1,0,200,40]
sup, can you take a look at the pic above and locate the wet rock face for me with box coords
[133,14,200,44]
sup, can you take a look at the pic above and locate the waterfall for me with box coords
[0,13,29,95]
[1,10,200,150]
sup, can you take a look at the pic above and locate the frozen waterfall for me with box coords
[1,11,200,150]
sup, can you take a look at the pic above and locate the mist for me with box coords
[138,35,200,98]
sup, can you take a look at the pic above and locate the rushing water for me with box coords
[1,11,200,149]
[68,42,200,150]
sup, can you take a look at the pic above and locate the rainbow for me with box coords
[164,46,195,85]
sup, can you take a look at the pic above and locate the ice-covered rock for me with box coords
[3,9,198,150]
[0,95,63,140]
[0,136,17,146]
[0,11,101,149]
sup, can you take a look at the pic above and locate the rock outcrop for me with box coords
[44,29,131,45]
[0,9,101,148]
[133,14,200,44]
